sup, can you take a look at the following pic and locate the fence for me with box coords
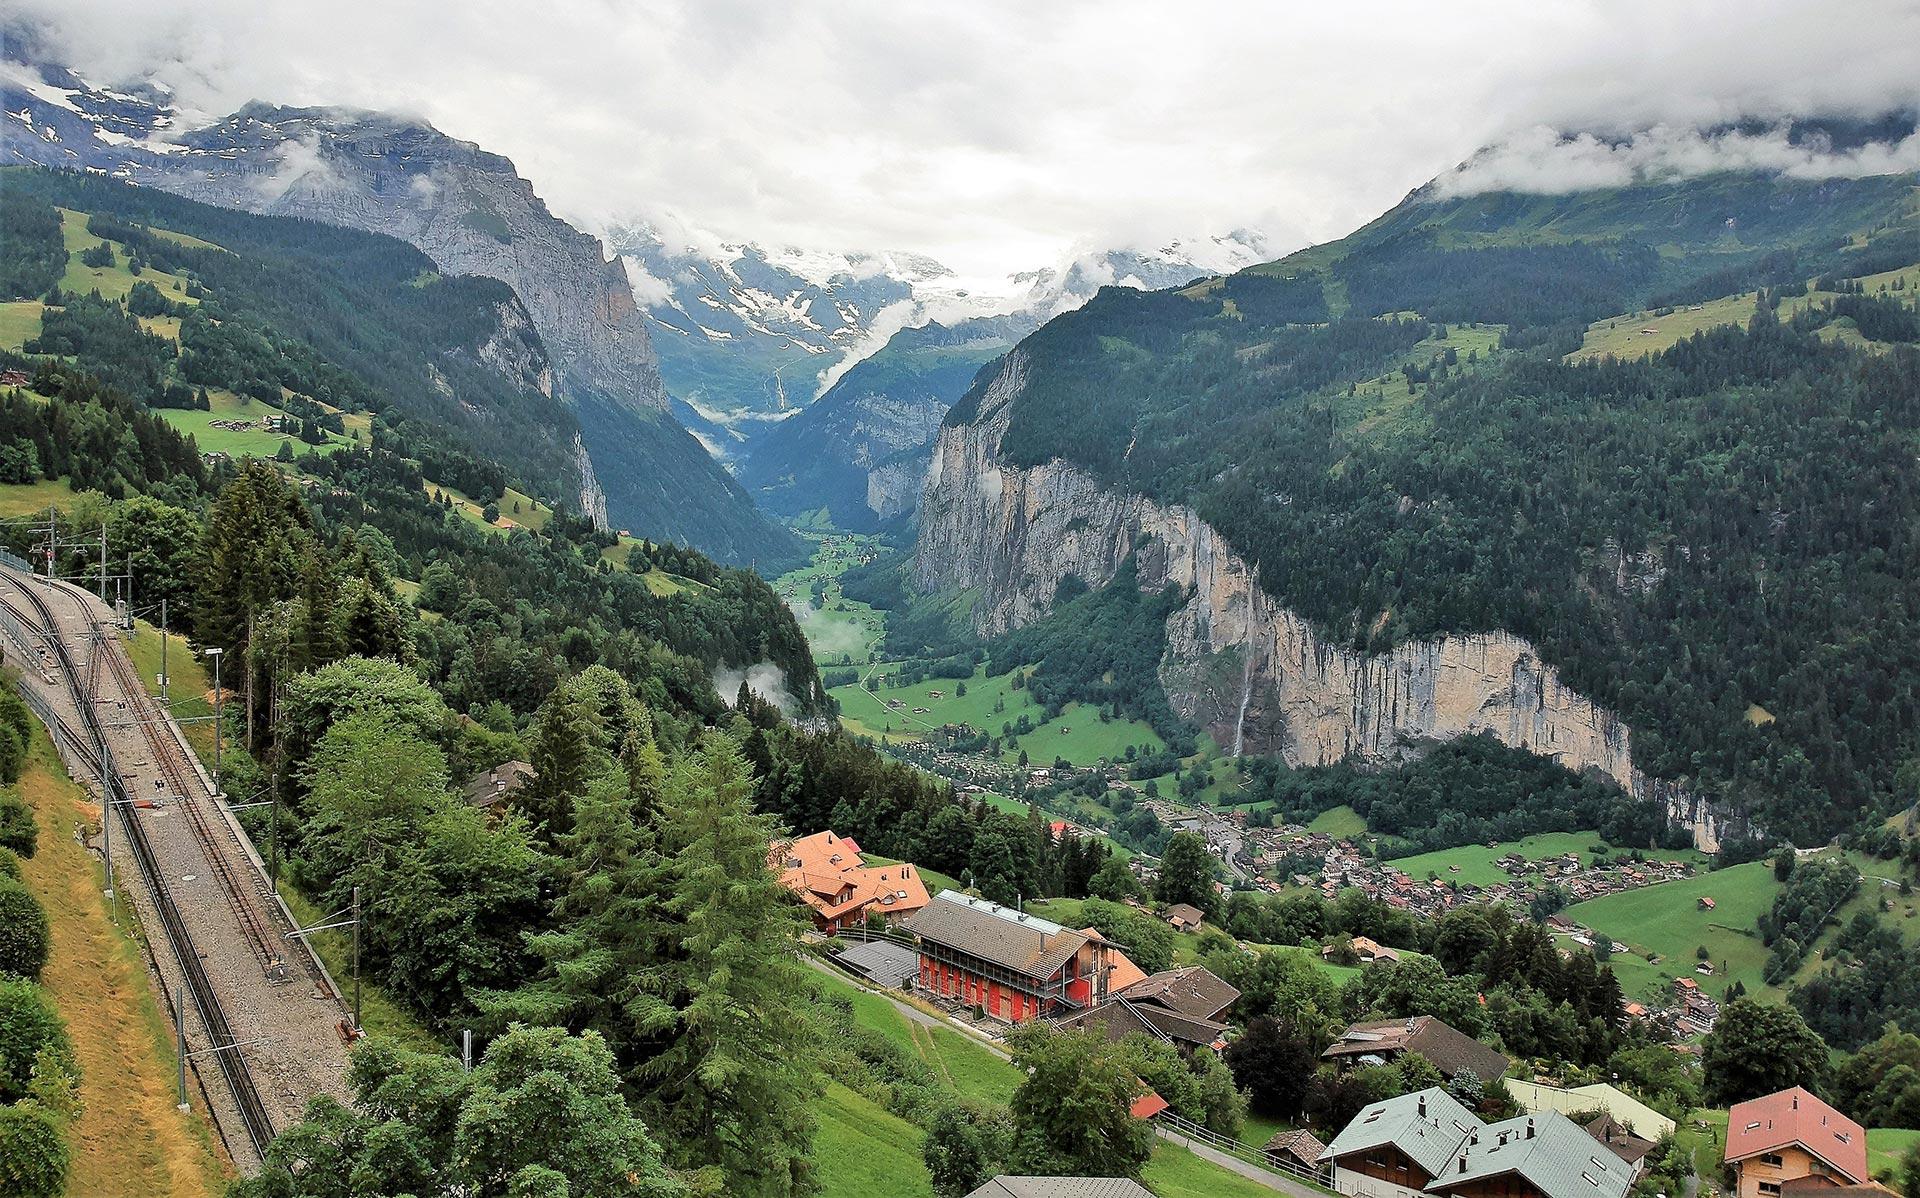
[1153,1108,1335,1192]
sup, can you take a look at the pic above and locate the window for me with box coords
[1760,1155,1785,1168]
[1759,1184,1781,1196]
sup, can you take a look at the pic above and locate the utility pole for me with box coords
[204,648,223,794]
[351,885,362,1034]
[159,598,167,710]
[462,1029,473,1072]
[174,985,188,1111]
[46,506,56,578]
[98,522,106,600]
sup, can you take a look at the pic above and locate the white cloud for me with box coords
[11,0,1919,278]
[619,254,677,309]
[1438,123,1920,197]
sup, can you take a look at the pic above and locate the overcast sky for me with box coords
[11,0,1920,279]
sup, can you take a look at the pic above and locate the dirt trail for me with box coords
[15,735,230,1198]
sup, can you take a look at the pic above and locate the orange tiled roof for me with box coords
[771,830,930,923]
[1726,1088,1866,1185]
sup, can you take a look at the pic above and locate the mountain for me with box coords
[1,51,800,568]
[737,313,1032,528]
[913,128,1920,848]
[727,233,1281,526]
[605,221,1278,460]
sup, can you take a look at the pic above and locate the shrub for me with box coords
[0,848,18,881]
[0,883,49,980]
[0,791,34,858]
[0,1104,68,1198]
[0,977,70,1102]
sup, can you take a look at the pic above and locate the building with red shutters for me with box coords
[904,890,1140,1023]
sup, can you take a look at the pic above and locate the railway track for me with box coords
[0,576,278,1162]
[96,638,288,978]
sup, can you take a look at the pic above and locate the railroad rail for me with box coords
[0,575,278,1161]
[95,637,288,978]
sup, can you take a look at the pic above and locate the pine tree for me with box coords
[635,736,819,1196]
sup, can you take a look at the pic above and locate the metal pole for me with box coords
[209,650,222,794]
[159,598,167,709]
[93,630,113,903]
[98,522,106,600]
[175,985,188,1110]
[46,506,55,578]
[462,1029,473,1072]
[351,885,362,1033]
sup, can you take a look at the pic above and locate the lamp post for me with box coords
[203,648,223,794]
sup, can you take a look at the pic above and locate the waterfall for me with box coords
[1231,650,1254,757]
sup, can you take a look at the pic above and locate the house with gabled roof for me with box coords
[1324,1016,1510,1084]
[1321,1087,1483,1196]
[771,830,931,933]
[1724,1088,1868,1198]
[1427,1110,1635,1198]
[904,890,1140,1022]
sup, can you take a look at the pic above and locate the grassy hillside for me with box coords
[1389,831,1707,888]
[1567,861,1779,1002]
[12,725,228,1196]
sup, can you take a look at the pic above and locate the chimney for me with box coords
[1525,1119,1535,1141]
[1418,1095,1428,1119]
[1459,1158,1468,1175]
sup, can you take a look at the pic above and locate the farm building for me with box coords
[1324,1015,1511,1084]
[1723,1087,1867,1198]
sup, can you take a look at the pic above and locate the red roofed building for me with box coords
[1724,1088,1868,1198]
[771,830,931,933]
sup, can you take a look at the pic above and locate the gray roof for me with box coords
[1321,1087,1483,1178]
[965,1178,1157,1198]
[1119,966,1241,1022]
[905,891,1088,980]
[1053,996,1228,1048]
[834,939,920,988]
[1324,1016,1510,1083]
[1430,1111,1635,1198]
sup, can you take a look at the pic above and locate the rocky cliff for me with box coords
[916,354,1731,849]
[4,57,801,565]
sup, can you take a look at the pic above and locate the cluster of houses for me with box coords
[957,1084,1886,1198]
[777,837,1877,1198]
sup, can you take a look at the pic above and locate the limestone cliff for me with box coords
[915,353,1730,849]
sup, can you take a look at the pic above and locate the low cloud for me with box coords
[786,599,870,660]
[1437,122,1920,197]
[253,132,342,202]
[619,254,677,309]
[715,660,795,713]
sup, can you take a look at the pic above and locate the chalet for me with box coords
[1323,1092,1634,1198]
[1699,897,1717,911]
[1584,1113,1658,1172]
[1323,935,1402,964]
[1426,1111,1635,1198]
[904,890,1139,1022]
[0,369,31,387]
[1321,1087,1483,1196]
[464,760,536,809]
[1724,1088,1868,1198]
[964,1177,1156,1198]
[1054,965,1239,1052]
[771,830,931,933]
[1324,1016,1510,1084]
[1163,903,1205,931]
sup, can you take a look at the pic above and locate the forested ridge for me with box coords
[943,165,1920,841]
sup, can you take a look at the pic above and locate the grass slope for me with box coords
[813,1081,935,1198]
[12,726,228,1196]
[1389,831,1705,888]
[1567,861,1779,1002]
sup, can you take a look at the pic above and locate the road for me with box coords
[0,566,353,1169]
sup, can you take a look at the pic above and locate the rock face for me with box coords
[3,58,801,564]
[916,354,1730,849]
